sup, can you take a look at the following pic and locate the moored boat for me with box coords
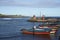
[21,25,58,35]
[28,15,58,22]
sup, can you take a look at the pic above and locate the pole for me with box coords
[40,11,41,19]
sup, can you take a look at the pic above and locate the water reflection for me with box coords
[21,34,51,40]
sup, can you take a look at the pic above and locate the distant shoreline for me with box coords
[0,14,60,18]
[0,14,30,18]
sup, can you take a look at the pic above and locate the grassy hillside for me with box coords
[0,14,29,18]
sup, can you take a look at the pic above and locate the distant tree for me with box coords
[0,14,4,16]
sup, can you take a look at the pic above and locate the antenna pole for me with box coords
[40,11,41,18]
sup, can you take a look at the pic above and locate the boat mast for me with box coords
[40,11,41,18]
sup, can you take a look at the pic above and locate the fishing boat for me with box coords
[28,15,47,22]
[28,15,58,22]
[21,25,58,35]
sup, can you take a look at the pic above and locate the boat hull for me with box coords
[22,31,50,35]
[28,20,47,22]
[28,20,57,22]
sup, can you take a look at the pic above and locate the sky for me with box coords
[0,0,60,17]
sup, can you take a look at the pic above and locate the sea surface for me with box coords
[0,18,60,40]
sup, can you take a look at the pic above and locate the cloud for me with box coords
[0,0,60,8]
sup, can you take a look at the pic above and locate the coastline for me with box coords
[0,14,30,18]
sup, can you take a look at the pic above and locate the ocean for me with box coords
[0,18,60,40]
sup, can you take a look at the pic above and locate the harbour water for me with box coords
[0,18,60,40]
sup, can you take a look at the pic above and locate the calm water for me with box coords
[0,18,60,40]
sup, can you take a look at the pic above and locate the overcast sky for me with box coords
[0,0,60,16]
